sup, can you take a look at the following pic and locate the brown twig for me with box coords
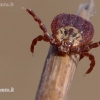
[35,0,96,100]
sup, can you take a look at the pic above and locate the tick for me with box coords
[25,8,100,74]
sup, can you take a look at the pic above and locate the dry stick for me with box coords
[35,0,96,100]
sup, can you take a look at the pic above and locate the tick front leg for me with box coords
[78,41,100,53]
[26,9,47,33]
[25,8,53,42]
[89,41,100,49]
[81,52,95,74]
[30,35,48,53]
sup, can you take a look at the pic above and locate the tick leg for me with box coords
[26,9,47,33]
[82,41,100,52]
[30,35,48,53]
[81,52,95,74]
[89,41,100,49]
[25,8,53,41]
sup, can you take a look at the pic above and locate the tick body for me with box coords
[25,8,100,74]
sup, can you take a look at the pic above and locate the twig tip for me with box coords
[22,7,26,10]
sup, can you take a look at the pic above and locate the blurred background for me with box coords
[0,0,100,100]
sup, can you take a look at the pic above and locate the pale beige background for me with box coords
[0,0,100,100]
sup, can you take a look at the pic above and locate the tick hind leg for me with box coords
[81,52,95,74]
[30,35,48,53]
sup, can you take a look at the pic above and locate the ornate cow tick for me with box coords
[25,8,100,74]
